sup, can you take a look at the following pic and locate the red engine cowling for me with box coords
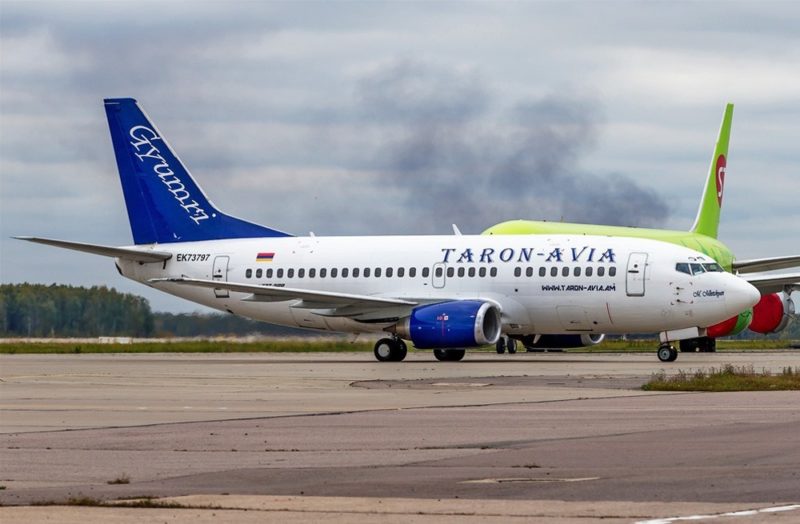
[749,293,795,334]
[707,309,752,338]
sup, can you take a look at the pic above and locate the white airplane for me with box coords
[17,98,761,363]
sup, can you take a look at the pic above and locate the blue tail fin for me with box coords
[104,98,292,244]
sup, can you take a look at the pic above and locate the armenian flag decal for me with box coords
[256,252,275,263]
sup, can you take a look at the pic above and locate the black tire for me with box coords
[374,338,395,362]
[507,338,517,354]
[657,345,674,362]
[392,339,408,362]
[495,338,506,354]
[434,349,466,362]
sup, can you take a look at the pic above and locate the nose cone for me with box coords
[725,275,762,317]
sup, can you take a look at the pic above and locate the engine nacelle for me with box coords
[706,309,753,338]
[750,293,795,334]
[520,333,605,349]
[390,300,501,349]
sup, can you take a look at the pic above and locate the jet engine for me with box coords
[520,333,605,349]
[749,292,795,334]
[389,300,501,349]
[706,309,753,338]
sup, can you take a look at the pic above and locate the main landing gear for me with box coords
[495,336,518,354]
[373,337,408,362]
[433,349,466,362]
[657,343,678,362]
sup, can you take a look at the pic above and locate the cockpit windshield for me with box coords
[675,262,724,276]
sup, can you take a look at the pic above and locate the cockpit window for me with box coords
[703,263,723,272]
[690,263,706,275]
[675,263,691,275]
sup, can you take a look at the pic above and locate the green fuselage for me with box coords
[482,220,735,272]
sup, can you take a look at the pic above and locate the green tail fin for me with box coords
[691,103,734,238]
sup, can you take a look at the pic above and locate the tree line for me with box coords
[0,283,316,338]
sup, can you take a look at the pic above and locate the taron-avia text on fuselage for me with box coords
[129,126,210,225]
[440,246,617,264]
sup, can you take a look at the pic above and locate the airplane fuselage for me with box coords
[120,234,757,339]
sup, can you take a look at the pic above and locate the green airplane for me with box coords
[482,104,799,352]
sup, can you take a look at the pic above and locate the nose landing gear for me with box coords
[657,344,678,362]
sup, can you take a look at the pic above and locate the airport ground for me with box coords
[1,350,799,523]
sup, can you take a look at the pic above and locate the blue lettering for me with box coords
[518,247,533,263]
[546,248,563,262]
[457,248,474,263]
[598,249,616,263]
[571,246,588,262]
[480,248,495,263]
[499,248,515,262]
[441,248,456,263]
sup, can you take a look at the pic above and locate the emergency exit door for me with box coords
[212,256,230,298]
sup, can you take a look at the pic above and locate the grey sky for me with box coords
[1,1,798,312]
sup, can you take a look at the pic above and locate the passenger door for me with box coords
[212,255,230,298]
[626,252,648,297]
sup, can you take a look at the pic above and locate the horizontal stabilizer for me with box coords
[742,272,800,295]
[150,277,418,309]
[732,255,800,274]
[14,237,172,263]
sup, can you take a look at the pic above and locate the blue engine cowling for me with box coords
[391,300,502,349]
[521,334,605,349]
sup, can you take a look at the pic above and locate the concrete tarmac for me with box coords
[1,350,799,523]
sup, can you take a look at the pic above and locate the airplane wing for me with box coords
[741,272,800,295]
[15,236,172,263]
[150,277,418,309]
[733,255,800,273]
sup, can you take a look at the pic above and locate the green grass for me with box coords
[643,365,800,391]
[0,339,375,354]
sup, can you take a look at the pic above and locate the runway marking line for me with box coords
[636,503,800,524]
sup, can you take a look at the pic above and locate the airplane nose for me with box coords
[725,276,761,317]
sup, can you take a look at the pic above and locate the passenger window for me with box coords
[490,267,498,277]
[585,267,593,277]
[422,267,429,278]
[550,267,558,277]
[435,267,443,277]
[256,268,263,278]
[277,268,284,278]
[386,267,393,277]
[597,267,605,277]
[374,268,381,278]
[352,268,359,278]
[574,267,581,277]
[309,268,316,278]
[468,267,476,277]
[397,267,404,277]
[514,267,522,277]
[320,268,326,278]
[447,267,454,277]
[246,269,253,278]
[690,263,705,275]
[410,267,417,277]
[298,268,305,278]
[539,267,546,277]
[266,268,273,278]
[479,267,486,278]
[363,268,370,278]
[526,267,534,277]
[457,267,465,277]
[340,268,347,278]
[609,267,617,277]
[287,268,295,278]
[562,266,569,277]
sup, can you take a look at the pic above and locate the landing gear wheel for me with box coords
[434,349,466,362]
[374,338,407,362]
[496,338,506,354]
[507,337,517,354]
[657,344,678,363]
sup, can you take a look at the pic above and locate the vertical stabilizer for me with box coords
[690,104,734,239]
[104,98,292,244]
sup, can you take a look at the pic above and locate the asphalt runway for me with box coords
[1,350,799,523]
